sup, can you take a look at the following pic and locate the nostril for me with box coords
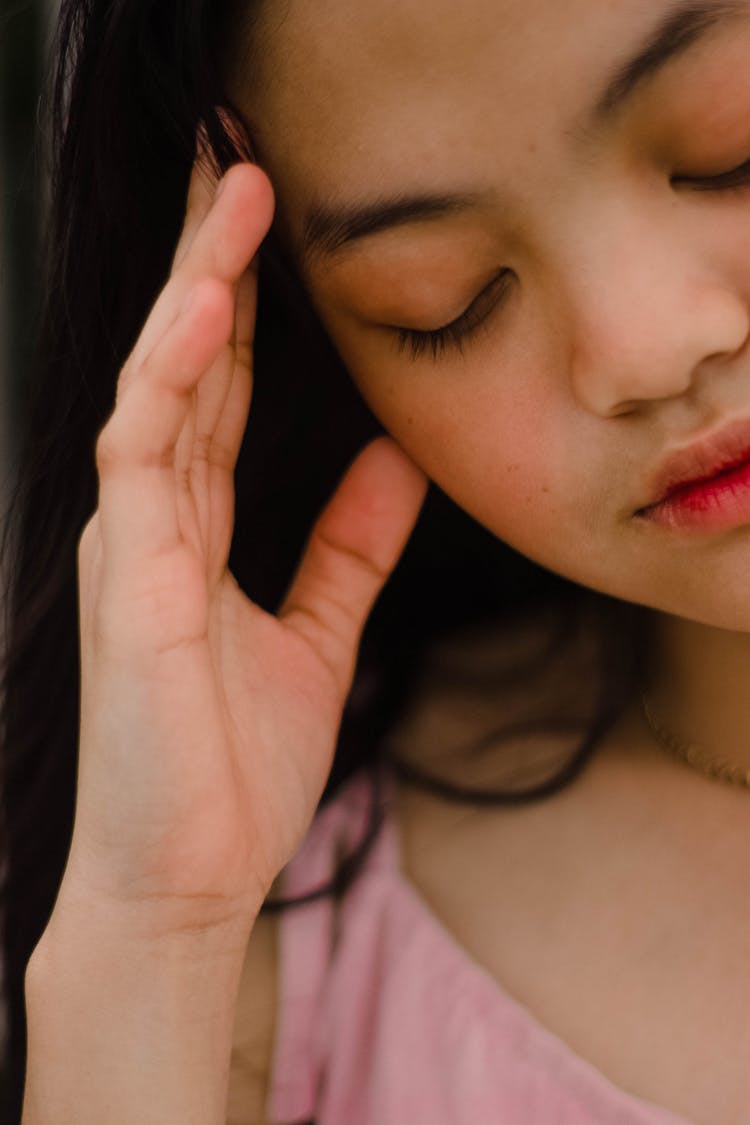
[607,401,641,419]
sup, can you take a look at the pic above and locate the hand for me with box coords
[65,139,428,938]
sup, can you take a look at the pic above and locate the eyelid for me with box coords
[392,269,514,361]
[672,155,750,191]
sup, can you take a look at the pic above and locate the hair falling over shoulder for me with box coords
[0,2,647,1119]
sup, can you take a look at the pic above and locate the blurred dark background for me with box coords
[0,0,50,1113]
[1,0,47,456]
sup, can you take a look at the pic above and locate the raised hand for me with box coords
[65,142,428,939]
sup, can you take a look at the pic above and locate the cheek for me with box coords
[348,357,574,551]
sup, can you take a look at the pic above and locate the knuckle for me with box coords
[94,424,121,474]
[295,571,362,648]
[192,431,235,472]
[315,528,388,586]
[175,464,192,493]
[191,432,213,464]
[211,441,237,473]
[285,600,349,688]
[114,358,135,403]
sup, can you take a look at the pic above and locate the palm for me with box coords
[211,579,345,896]
[71,156,426,932]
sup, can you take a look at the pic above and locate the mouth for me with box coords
[638,416,750,532]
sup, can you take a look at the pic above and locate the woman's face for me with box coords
[230,0,750,631]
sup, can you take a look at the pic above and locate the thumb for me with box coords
[279,436,428,696]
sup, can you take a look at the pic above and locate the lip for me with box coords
[639,415,750,532]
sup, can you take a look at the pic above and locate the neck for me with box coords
[648,613,750,769]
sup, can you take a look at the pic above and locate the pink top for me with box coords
[266,765,694,1125]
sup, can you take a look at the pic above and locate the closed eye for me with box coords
[391,270,515,361]
[672,155,750,192]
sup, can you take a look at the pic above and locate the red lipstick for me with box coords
[639,416,750,532]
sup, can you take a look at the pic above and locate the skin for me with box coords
[225,14,750,1114]
[49,3,750,1122]
[226,0,750,771]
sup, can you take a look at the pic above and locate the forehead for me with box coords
[233,0,742,225]
[244,1,607,174]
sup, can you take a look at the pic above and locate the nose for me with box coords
[565,224,749,418]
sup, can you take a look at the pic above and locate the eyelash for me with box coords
[395,270,514,361]
[392,156,750,363]
[674,155,750,192]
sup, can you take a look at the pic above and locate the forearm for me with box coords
[22,899,256,1125]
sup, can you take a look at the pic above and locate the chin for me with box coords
[619,579,750,636]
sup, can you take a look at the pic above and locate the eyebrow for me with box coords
[301,191,495,264]
[592,0,744,122]
[301,0,745,264]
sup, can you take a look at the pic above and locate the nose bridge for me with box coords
[563,208,749,416]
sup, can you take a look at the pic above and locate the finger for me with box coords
[96,278,234,580]
[173,256,258,573]
[201,265,260,585]
[178,339,235,566]
[172,112,254,270]
[126,163,273,377]
[171,129,221,272]
[204,263,258,478]
[114,145,216,409]
[279,438,429,697]
[176,162,272,288]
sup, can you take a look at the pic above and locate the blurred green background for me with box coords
[1,0,49,1113]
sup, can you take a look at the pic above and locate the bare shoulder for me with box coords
[227,879,286,1125]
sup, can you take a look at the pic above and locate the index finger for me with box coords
[171,126,221,271]
[126,159,273,376]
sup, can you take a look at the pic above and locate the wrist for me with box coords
[24,897,258,1125]
[48,856,263,948]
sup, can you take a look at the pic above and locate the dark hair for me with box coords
[0,1,648,1120]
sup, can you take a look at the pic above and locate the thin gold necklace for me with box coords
[641,694,750,789]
